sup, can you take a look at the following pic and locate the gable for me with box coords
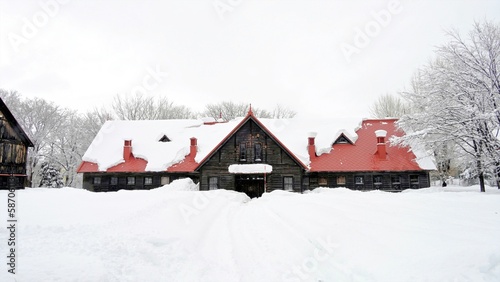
[0,99,33,147]
[196,114,308,171]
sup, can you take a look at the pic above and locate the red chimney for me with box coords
[123,140,132,161]
[189,137,197,160]
[308,132,317,160]
[375,130,387,159]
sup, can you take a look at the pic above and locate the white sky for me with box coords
[0,0,499,119]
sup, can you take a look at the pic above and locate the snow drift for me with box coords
[1,181,499,281]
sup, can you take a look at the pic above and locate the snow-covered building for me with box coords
[77,110,434,196]
[0,98,34,189]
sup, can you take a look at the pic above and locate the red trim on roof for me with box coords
[309,119,424,172]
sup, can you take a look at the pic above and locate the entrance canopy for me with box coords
[228,164,273,174]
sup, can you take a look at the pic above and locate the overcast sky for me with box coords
[0,0,499,119]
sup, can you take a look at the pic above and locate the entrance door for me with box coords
[235,174,265,198]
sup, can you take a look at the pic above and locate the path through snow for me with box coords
[1,180,499,281]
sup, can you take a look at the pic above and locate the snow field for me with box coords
[0,180,499,281]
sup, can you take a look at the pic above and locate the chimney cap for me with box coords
[308,132,317,138]
[375,130,387,138]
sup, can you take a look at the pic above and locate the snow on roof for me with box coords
[83,116,428,172]
[260,117,361,164]
[228,164,273,174]
[82,119,237,171]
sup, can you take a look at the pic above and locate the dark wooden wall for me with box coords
[306,171,430,191]
[199,119,304,192]
[82,172,198,192]
[0,116,28,175]
[0,111,29,189]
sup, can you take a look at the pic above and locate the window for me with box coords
[127,177,135,185]
[284,176,294,191]
[209,177,218,190]
[318,177,328,186]
[161,176,170,185]
[144,177,153,185]
[373,175,383,185]
[159,135,171,142]
[391,175,401,185]
[355,176,364,185]
[110,177,118,185]
[254,143,262,162]
[410,175,419,188]
[337,176,346,185]
[93,177,101,185]
[239,143,247,161]
[391,175,401,190]
[335,135,349,144]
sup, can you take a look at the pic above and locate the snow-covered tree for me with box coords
[50,112,87,187]
[38,162,64,188]
[395,21,500,192]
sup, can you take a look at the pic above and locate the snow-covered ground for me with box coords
[1,179,499,282]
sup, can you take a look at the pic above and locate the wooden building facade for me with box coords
[196,114,306,197]
[78,111,433,196]
[0,98,33,189]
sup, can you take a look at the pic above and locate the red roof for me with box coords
[77,156,147,173]
[309,119,423,172]
[77,116,427,174]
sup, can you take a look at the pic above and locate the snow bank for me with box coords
[1,184,499,281]
[157,177,199,191]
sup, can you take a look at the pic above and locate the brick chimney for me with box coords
[375,130,387,159]
[189,137,197,161]
[123,140,132,161]
[308,132,317,160]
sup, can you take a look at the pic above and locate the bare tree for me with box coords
[112,93,195,120]
[203,101,296,121]
[369,93,409,118]
[271,104,297,119]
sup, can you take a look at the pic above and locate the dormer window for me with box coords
[334,134,353,145]
[159,135,171,142]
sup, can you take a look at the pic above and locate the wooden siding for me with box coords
[0,107,30,189]
[0,115,28,175]
[307,171,430,191]
[199,119,304,193]
[82,172,198,192]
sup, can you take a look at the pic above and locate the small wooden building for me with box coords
[0,98,34,189]
[78,110,434,196]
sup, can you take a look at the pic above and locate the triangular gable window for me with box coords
[334,134,352,145]
[159,135,171,142]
